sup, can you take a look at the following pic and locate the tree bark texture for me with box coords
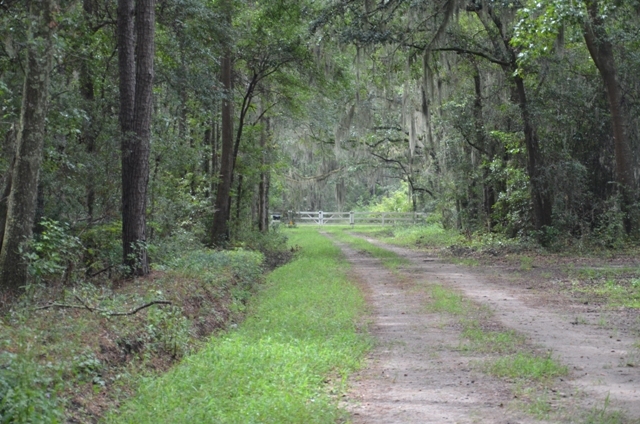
[118,0,155,275]
[80,0,98,224]
[0,126,16,251]
[257,116,271,233]
[583,0,637,234]
[211,3,234,245]
[0,0,54,296]
[514,75,552,231]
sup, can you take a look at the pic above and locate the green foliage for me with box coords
[107,228,370,423]
[169,249,263,290]
[145,305,193,358]
[370,181,413,213]
[0,244,267,422]
[79,222,123,275]
[489,156,532,237]
[23,219,83,285]
[150,228,206,267]
[512,0,584,67]
[592,195,627,249]
[0,350,63,423]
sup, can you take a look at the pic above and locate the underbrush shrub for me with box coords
[233,227,291,270]
[149,228,206,266]
[0,248,265,423]
[24,219,84,286]
[80,221,123,277]
[0,350,64,423]
[591,195,627,249]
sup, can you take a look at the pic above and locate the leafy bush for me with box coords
[233,227,290,269]
[591,195,627,249]
[24,219,83,285]
[150,228,206,266]
[0,351,63,423]
[80,221,123,276]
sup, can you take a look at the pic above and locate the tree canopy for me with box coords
[0,0,639,297]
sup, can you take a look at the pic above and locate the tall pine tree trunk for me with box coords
[80,0,97,224]
[211,0,234,245]
[118,0,154,275]
[0,0,54,296]
[257,116,271,233]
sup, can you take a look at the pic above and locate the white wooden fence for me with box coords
[274,211,426,226]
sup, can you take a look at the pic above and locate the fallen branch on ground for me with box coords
[36,299,172,316]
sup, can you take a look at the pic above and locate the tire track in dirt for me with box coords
[356,235,640,421]
[327,234,545,424]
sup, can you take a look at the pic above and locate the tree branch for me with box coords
[431,47,510,66]
[36,299,172,316]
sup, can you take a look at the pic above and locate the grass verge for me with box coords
[0,249,265,423]
[107,227,370,423]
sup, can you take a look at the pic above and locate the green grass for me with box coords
[568,266,640,308]
[583,395,627,424]
[428,285,468,315]
[486,352,568,382]
[107,227,370,424]
[461,322,524,354]
[324,227,410,269]
[425,286,524,354]
[349,223,461,248]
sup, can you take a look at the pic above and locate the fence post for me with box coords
[349,211,354,226]
[382,213,385,226]
[318,210,323,225]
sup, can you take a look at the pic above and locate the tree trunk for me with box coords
[235,174,243,221]
[0,0,53,296]
[475,7,553,233]
[210,115,219,199]
[118,0,154,275]
[583,0,636,234]
[514,75,552,231]
[211,1,234,245]
[78,0,98,225]
[257,116,271,233]
[0,126,16,251]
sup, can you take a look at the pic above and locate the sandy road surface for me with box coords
[328,233,640,423]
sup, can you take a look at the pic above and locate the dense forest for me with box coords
[1,0,639,298]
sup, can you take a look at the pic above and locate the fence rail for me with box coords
[273,211,426,226]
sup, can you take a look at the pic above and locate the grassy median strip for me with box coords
[108,228,370,424]
[324,227,410,269]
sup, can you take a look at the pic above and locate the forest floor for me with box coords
[327,232,640,423]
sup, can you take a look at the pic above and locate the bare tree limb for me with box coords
[36,299,172,316]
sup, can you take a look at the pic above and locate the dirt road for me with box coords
[329,234,640,423]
